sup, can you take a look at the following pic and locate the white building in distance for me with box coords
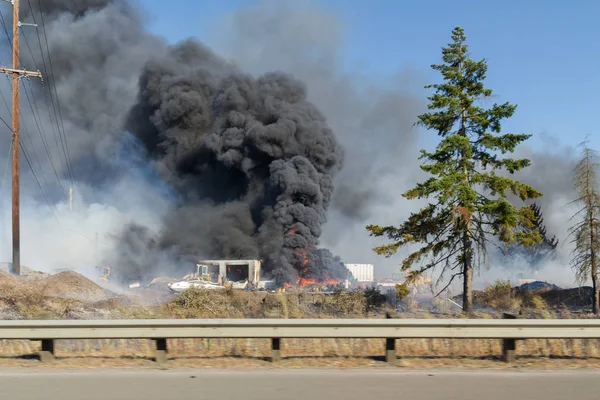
[345,263,374,282]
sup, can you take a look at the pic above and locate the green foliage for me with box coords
[366,26,542,309]
[504,203,558,268]
[395,283,411,301]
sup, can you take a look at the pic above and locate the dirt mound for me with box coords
[0,263,49,280]
[0,270,17,284]
[38,271,109,303]
[538,287,593,308]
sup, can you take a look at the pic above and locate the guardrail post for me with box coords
[386,338,396,363]
[502,313,517,363]
[154,339,168,364]
[271,338,281,362]
[39,339,55,363]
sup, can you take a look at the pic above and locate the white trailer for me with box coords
[345,263,374,283]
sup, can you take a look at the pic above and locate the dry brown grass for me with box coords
[2,337,600,365]
[2,274,600,367]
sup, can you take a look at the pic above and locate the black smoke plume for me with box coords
[10,0,351,284]
[124,39,345,283]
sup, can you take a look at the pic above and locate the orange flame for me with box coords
[284,226,338,291]
[282,277,341,291]
[287,227,310,266]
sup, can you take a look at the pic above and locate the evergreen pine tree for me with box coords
[366,26,543,313]
[504,203,558,270]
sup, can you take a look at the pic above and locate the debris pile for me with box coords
[0,270,111,306]
[40,271,111,303]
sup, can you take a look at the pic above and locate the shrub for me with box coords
[395,283,411,301]
[364,287,387,312]
[481,280,521,311]
[168,287,243,318]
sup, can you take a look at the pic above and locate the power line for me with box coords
[20,27,37,67]
[0,0,94,275]
[0,141,11,257]
[0,141,10,192]
[23,0,70,191]
[0,113,50,205]
[20,140,61,224]
[0,76,55,195]
[22,80,64,188]
[25,0,65,177]
[0,115,102,250]
[0,0,45,275]
[0,9,12,52]
[15,24,65,191]
[1,7,62,196]
[35,0,75,188]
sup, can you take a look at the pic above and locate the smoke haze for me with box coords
[0,0,585,289]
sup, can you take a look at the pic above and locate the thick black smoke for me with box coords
[17,0,166,187]
[123,38,345,283]
[14,0,352,283]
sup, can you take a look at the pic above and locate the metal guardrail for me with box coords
[1,318,599,364]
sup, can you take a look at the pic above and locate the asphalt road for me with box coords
[0,369,598,400]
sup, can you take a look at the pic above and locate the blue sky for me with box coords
[143,0,600,151]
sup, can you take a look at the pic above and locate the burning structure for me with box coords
[195,259,262,285]
[0,0,353,287]
[27,1,340,285]
[120,41,349,286]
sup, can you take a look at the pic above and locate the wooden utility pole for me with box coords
[0,0,42,275]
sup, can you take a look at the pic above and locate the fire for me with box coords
[297,277,339,287]
[295,249,309,266]
[287,227,310,266]
[282,277,341,291]
[283,226,339,291]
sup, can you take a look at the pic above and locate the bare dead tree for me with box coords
[568,140,600,315]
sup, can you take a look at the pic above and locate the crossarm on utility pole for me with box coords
[0,67,42,80]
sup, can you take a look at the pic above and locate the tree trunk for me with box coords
[592,272,599,315]
[462,232,473,313]
[589,210,598,315]
[462,264,473,313]
[591,240,598,315]
[457,58,473,315]
[592,255,599,315]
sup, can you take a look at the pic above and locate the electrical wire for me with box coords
[0,76,53,193]
[24,2,67,187]
[22,81,64,188]
[0,140,11,195]
[36,0,75,188]
[0,140,11,257]
[0,9,12,52]
[0,6,59,194]
[0,112,54,219]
